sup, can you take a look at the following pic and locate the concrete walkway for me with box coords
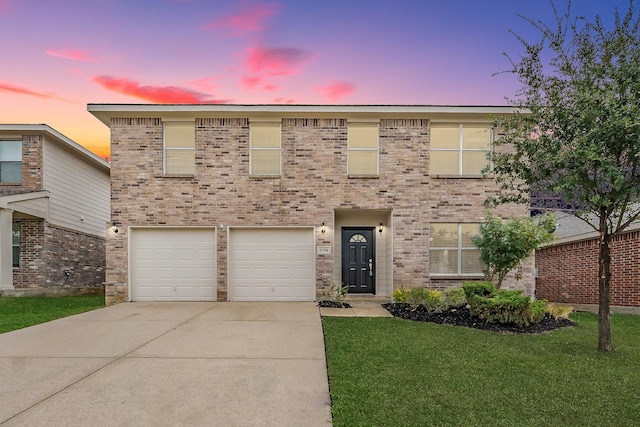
[0,302,332,427]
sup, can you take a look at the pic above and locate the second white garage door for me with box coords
[228,228,315,301]
[130,228,217,301]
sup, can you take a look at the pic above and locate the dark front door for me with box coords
[342,228,375,294]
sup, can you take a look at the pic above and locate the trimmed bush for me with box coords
[467,290,547,327]
[462,281,496,298]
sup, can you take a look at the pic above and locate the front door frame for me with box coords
[341,227,376,294]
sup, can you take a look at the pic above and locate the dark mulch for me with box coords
[318,300,352,309]
[382,303,574,334]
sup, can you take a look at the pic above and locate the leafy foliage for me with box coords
[462,281,496,298]
[443,288,466,307]
[545,302,574,319]
[490,1,640,350]
[392,287,410,303]
[471,213,555,288]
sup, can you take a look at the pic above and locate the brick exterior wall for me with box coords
[0,134,43,196]
[536,230,640,307]
[13,219,105,294]
[107,115,529,304]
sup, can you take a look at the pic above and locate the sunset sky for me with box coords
[0,0,632,159]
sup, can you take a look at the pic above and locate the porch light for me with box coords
[112,222,119,234]
[379,223,383,234]
[321,222,326,233]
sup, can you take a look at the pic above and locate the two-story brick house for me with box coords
[0,124,110,295]
[88,104,530,305]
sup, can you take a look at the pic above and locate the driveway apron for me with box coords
[0,302,332,426]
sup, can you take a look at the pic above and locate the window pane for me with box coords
[348,150,378,175]
[429,151,459,175]
[348,123,378,149]
[251,149,280,175]
[164,122,195,148]
[166,150,195,174]
[461,249,483,274]
[461,224,479,247]
[250,123,281,148]
[13,246,19,267]
[430,125,459,149]
[430,223,458,247]
[462,151,489,175]
[0,162,22,182]
[430,249,458,274]
[462,125,491,149]
[12,224,19,268]
[0,141,22,161]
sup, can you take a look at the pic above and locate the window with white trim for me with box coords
[347,122,379,176]
[0,140,22,183]
[430,223,483,275]
[429,124,491,176]
[164,121,195,175]
[250,122,281,176]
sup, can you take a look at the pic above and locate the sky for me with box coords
[0,0,633,160]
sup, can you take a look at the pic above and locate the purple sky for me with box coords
[0,0,632,158]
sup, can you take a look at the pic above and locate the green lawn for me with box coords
[323,313,640,427]
[0,295,105,334]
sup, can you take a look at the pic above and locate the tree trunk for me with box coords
[597,216,613,352]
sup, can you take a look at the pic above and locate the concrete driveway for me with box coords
[0,302,332,426]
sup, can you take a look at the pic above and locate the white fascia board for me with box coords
[87,104,516,126]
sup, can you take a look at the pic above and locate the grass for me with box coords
[0,295,105,334]
[322,312,640,427]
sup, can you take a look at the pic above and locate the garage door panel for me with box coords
[229,228,314,302]
[131,228,216,302]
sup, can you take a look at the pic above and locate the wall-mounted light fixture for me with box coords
[379,223,383,234]
[112,222,119,234]
[321,222,326,233]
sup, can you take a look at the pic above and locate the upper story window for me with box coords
[163,121,195,175]
[429,124,491,176]
[0,140,22,183]
[429,223,483,276]
[250,122,281,176]
[348,122,379,176]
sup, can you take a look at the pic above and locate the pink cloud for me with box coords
[92,75,230,103]
[246,46,309,75]
[46,48,95,62]
[314,81,356,102]
[273,97,297,104]
[0,81,67,101]
[204,2,279,36]
[188,76,221,92]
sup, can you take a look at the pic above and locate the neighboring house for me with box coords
[536,212,640,307]
[88,104,531,305]
[0,125,110,295]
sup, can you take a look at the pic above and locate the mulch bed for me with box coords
[382,303,575,334]
[318,300,352,308]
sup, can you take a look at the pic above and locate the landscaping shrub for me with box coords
[392,287,410,303]
[462,281,496,298]
[545,302,573,319]
[467,289,547,327]
[423,289,446,313]
[407,287,429,305]
[443,288,466,307]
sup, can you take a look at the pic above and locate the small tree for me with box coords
[472,213,555,289]
[491,1,640,351]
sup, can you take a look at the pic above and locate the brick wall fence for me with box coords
[12,218,105,295]
[535,229,640,307]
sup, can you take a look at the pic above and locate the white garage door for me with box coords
[130,228,216,301]
[229,228,315,301]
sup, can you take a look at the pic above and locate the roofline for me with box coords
[544,221,640,247]
[0,124,110,170]
[87,103,516,126]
